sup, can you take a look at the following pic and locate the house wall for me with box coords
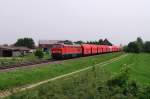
[12,51,21,57]
[0,46,29,57]
[0,50,20,57]
[0,49,2,56]
[2,50,12,57]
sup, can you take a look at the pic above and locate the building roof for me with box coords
[14,47,30,51]
[0,45,30,51]
[0,45,17,50]
[39,40,64,45]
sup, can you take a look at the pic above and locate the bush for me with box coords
[107,67,129,88]
[123,46,129,52]
[143,41,150,53]
[136,37,144,52]
[138,86,150,99]
[124,37,145,53]
[34,49,44,59]
[124,37,150,53]
[127,42,140,53]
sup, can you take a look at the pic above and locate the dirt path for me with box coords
[0,54,128,98]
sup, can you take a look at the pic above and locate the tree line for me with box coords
[13,38,113,58]
[14,38,35,49]
[13,37,150,54]
[14,38,113,49]
[124,37,150,53]
[74,38,113,45]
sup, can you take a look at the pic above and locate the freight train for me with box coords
[51,44,121,59]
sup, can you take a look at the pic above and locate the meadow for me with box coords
[0,52,123,90]
[103,53,150,85]
[0,52,50,67]
[7,53,150,99]
[9,66,112,99]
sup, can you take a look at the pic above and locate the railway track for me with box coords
[0,59,55,70]
[0,52,123,71]
[0,57,83,71]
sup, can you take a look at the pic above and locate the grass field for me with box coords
[103,53,150,85]
[0,52,50,67]
[0,52,123,90]
[7,53,150,99]
[9,66,112,99]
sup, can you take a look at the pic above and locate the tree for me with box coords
[86,39,113,45]
[86,41,90,44]
[14,38,35,49]
[123,45,129,52]
[34,49,44,59]
[136,37,144,52]
[143,41,150,53]
[74,41,84,44]
[63,40,73,45]
[127,42,140,53]
[98,39,104,45]
[103,39,113,46]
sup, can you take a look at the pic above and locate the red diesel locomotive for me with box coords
[51,44,121,59]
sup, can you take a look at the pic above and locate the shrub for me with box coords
[123,46,129,52]
[143,41,150,53]
[138,86,150,99]
[107,68,129,88]
[34,49,44,59]
[127,42,140,53]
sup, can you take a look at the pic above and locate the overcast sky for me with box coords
[0,0,149,45]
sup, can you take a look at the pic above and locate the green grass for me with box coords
[7,53,150,99]
[103,53,150,85]
[0,57,22,66]
[0,53,51,67]
[8,66,113,99]
[0,52,123,90]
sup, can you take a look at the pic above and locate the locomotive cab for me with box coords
[51,44,82,59]
[51,44,64,59]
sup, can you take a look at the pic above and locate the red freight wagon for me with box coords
[112,46,118,52]
[51,44,82,59]
[111,46,115,52]
[97,45,103,54]
[81,44,92,56]
[100,45,107,53]
[115,46,118,52]
[108,46,113,52]
[105,45,110,53]
[91,44,98,55]
[116,46,121,52]
[115,46,119,52]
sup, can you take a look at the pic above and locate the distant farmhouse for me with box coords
[0,45,30,57]
[39,40,66,51]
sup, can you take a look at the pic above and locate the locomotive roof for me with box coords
[63,44,81,47]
